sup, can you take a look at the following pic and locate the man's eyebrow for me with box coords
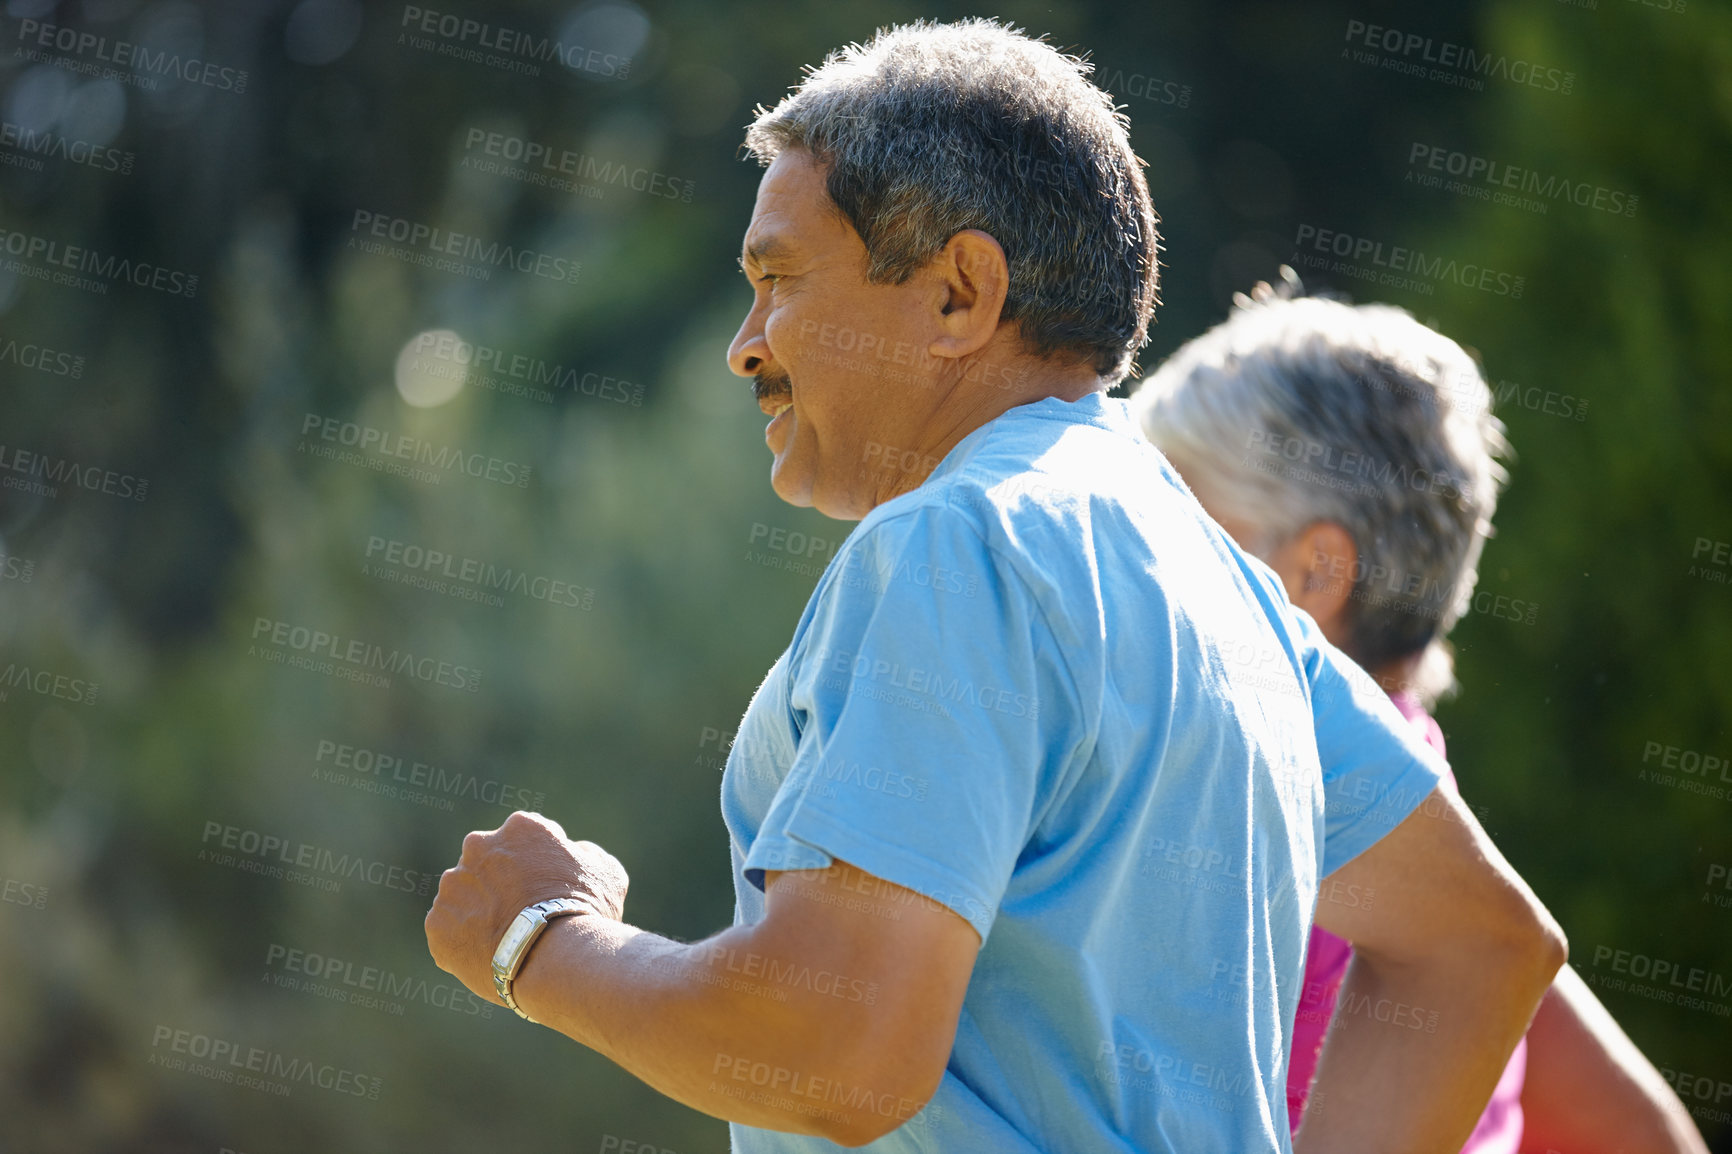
[741,235,794,269]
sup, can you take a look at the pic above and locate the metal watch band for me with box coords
[492,897,592,1022]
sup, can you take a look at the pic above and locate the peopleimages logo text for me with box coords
[12,18,249,92]
[0,442,148,501]
[149,1025,382,1099]
[0,662,98,704]
[0,120,134,174]
[298,413,532,489]
[314,739,546,811]
[399,6,630,78]
[1407,143,1638,217]
[249,616,483,692]
[348,211,581,285]
[1343,19,1574,94]
[264,942,495,1019]
[0,223,198,297]
[463,129,695,202]
[408,331,643,406]
[1292,224,1524,298]
[199,820,436,897]
[0,337,84,378]
[364,536,593,610]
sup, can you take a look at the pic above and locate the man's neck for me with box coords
[867,353,1106,510]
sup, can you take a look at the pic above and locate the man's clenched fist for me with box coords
[424,811,629,1004]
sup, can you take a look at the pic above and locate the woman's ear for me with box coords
[1271,521,1358,644]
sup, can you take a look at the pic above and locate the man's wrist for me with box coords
[492,897,593,1021]
[509,911,646,1051]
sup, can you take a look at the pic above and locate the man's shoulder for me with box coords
[811,455,1094,635]
[922,409,1169,530]
[844,464,1086,597]
[820,399,1204,635]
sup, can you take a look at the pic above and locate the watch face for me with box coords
[492,915,540,976]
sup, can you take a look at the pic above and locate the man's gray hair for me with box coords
[1131,289,1511,703]
[743,18,1159,381]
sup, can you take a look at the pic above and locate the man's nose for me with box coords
[727,308,769,377]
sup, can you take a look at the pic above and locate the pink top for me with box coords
[1285,691,1527,1152]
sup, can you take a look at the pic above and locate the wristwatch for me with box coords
[491,897,591,1021]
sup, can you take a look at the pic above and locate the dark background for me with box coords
[0,0,1727,1150]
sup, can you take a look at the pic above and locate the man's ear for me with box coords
[927,229,1009,360]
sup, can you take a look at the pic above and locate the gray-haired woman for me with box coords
[1131,273,1705,1153]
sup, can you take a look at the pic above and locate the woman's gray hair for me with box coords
[1131,285,1511,704]
[743,18,1160,381]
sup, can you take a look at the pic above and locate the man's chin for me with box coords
[768,455,815,509]
[768,461,868,520]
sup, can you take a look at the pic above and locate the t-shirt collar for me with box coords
[924,389,1126,485]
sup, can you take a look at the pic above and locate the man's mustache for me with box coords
[753,369,792,402]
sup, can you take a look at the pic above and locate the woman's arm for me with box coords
[1517,963,1708,1154]
[1300,786,1566,1154]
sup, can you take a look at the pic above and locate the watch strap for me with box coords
[492,897,592,1021]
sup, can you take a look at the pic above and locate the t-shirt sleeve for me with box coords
[1292,609,1449,877]
[740,500,1080,944]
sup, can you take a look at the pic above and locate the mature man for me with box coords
[425,20,1564,1151]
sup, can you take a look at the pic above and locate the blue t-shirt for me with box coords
[720,392,1445,1152]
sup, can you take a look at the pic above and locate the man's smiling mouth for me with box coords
[754,368,794,417]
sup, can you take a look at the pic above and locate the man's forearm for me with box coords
[1294,943,1558,1153]
[512,914,930,1140]
[424,824,973,1147]
[1303,785,1567,1151]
